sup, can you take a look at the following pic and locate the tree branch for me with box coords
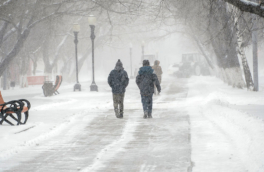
[223,0,264,17]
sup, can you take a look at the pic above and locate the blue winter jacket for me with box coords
[136,66,161,96]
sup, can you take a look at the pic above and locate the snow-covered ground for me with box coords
[187,76,264,172]
[0,75,264,171]
[0,80,114,157]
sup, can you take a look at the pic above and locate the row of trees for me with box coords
[153,0,264,90]
[0,0,263,90]
[99,0,264,90]
[0,0,154,87]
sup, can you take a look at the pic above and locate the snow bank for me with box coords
[187,76,264,171]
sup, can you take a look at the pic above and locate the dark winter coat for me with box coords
[136,66,161,96]
[108,62,129,94]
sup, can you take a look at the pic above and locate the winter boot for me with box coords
[114,109,119,118]
[143,111,148,119]
[119,113,123,118]
[119,108,123,118]
[148,112,152,118]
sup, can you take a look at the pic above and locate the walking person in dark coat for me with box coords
[108,59,129,118]
[136,60,161,118]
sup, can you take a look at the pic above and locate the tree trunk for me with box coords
[0,29,31,76]
[234,10,254,90]
[3,69,7,90]
[20,75,28,88]
[42,37,53,80]
[220,68,228,83]
[227,67,245,88]
[68,51,91,82]
[208,2,244,88]
[32,59,37,76]
[191,35,214,69]
[252,14,259,91]
[0,21,9,48]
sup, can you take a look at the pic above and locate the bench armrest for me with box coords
[0,100,24,114]
[18,99,31,110]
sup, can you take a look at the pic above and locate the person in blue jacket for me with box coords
[136,60,161,118]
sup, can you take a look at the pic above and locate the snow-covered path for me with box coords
[0,78,192,172]
[1,76,264,171]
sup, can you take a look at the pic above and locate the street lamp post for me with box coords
[88,15,98,92]
[73,24,81,91]
[141,41,145,62]
[130,43,133,79]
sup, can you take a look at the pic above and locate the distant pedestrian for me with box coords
[136,60,161,118]
[108,59,129,118]
[152,60,163,95]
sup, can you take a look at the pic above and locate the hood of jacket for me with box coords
[154,60,160,66]
[138,66,154,75]
[115,59,124,71]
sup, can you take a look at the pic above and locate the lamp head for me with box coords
[142,41,145,46]
[88,15,97,26]
[73,23,80,32]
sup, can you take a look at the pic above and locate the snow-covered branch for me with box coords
[223,0,264,17]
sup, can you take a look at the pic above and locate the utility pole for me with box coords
[252,2,259,91]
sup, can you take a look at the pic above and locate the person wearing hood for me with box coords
[136,60,161,118]
[152,60,163,95]
[108,59,129,118]
[152,60,163,83]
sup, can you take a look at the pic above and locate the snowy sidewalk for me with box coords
[2,76,264,172]
[0,77,192,172]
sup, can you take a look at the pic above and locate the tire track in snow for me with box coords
[80,112,139,172]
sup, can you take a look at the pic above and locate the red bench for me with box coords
[53,75,62,95]
[42,75,63,97]
[0,91,31,125]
